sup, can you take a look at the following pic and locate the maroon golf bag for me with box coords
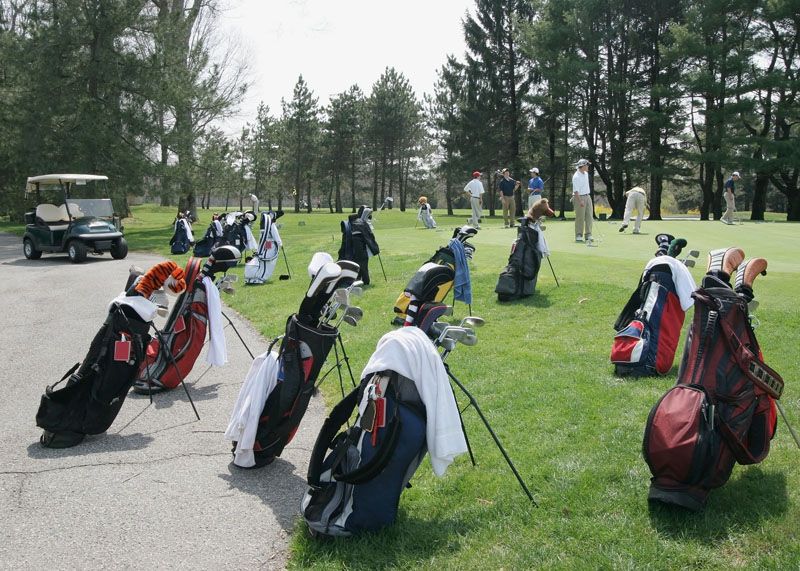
[643,279,782,511]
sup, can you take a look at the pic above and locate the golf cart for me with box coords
[23,174,128,263]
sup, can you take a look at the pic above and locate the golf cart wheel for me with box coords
[111,237,128,260]
[67,240,88,264]
[23,238,42,260]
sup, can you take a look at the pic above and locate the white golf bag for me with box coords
[244,211,282,285]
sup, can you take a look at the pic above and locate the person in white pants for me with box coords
[463,170,485,228]
[619,186,648,234]
[572,159,593,242]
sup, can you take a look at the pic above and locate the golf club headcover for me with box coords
[203,245,241,276]
[132,260,186,298]
[654,233,675,257]
[667,238,688,258]
[734,258,767,302]
[415,302,452,334]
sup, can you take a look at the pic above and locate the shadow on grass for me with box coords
[497,291,552,308]
[647,467,788,540]
[292,509,477,569]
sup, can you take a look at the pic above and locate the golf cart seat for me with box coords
[66,202,86,218]
[35,204,69,230]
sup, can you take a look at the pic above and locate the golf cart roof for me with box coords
[26,174,108,192]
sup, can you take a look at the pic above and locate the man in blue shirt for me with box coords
[527,168,544,209]
[497,168,520,228]
[722,171,740,225]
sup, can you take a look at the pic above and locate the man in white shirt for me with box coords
[619,186,648,234]
[464,170,485,228]
[572,158,593,242]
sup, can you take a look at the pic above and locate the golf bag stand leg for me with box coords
[221,310,255,359]
[336,334,357,390]
[377,253,387,281]
[453,389,476,466]
[150,325,201,421]
[777,401,800,449]
[546,255,560,287]
[446,365,536,504]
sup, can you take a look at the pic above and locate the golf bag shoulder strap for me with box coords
[307,385,361,488]
[306,374,402,488]
[718,318,783,399]
[49,362,81,391]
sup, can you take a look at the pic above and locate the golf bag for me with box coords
[611,256,695,376]
[338,206,379,285]
[34,263,182,448]
[193,218,223,258]
[170,217,193,255]
[643,278,782,511]
[229,314,338,467]
[302,326,465,537]
[418,203,436,229]
[244,211,283,284]
[495,218,541,301]
[393,262,455,325]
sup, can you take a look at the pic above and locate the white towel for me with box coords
[203,276,227,366]
[245,225,258,251]
[360,327,467,476]
[643,255,697,311]
[224,350,280,467]
[109,293,158,322]
[180,218,194,243]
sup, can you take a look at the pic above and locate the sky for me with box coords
[217,0,474,134]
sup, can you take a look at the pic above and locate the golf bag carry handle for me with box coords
[719,319,783,399]
[306,378,402,488]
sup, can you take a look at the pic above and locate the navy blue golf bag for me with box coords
[170,218,193,255]
[302,370,427,537]
[193,219,223,257]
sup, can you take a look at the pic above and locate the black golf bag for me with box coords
[193,218,223,258]
[170,218,193,255]
[643,268,781,511]
[36,292,154,448]
[495,218,542,301]
[244,211,283,285]
[227,259,361,468]
[220,212,256,253]
[338,206,379,285]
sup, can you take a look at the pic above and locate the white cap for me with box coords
[732,171,740,177]
[529,167,539,174]
[576,158,590,167]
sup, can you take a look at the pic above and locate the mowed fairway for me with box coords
[121,207,800,568]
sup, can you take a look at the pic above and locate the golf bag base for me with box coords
[648,483,706,512]
[611,265,685,377]
[643,282,782,510]
[232,314,338,467]
[36,304,151,448]
[495,220,541,301]
[243,256,278,285]
[302,370,426,537]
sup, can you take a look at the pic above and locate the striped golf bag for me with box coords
[302,369,427,537]
[495,219,541,301]
[643,282,782,511]
[232,315,338,467]
[36,301,152,448]
[134,258,206,393]
[611,262,686,376]
[244,211,282,284]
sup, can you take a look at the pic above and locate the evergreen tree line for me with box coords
[1,1,797,221]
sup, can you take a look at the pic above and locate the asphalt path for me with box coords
[0,233,324,569]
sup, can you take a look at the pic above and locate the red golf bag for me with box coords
[134,258,207,393]
[643,281,782,511]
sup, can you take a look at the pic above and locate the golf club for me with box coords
[460,316,485,328]
[279,246,292,280]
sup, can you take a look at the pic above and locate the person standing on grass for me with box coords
[572,158,593,242]
[498,168,521,228]
[527,168,544,209]
[722,171,740,225]
[619,186,648,234]
[464,170,485,228]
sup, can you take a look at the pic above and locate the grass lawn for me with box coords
[7,205,799,568]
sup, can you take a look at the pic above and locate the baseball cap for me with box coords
[732,171,740,177]
[472,170,481,178]
[529,167,539,174]
[576,158,590,167]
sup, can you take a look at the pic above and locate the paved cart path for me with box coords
[0,233,323,570]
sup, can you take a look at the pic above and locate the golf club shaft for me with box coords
[281,246,292,277]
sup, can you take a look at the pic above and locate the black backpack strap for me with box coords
[307,385,362,488]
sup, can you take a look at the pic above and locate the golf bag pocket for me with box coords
[643,384,721,511]
[232,314,337,467]
[302,371,427,537]
[611,272,684,376]
[243,254,277,285]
